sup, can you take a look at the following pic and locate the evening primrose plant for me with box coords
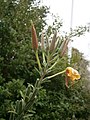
[31,21,80,86]
[9,21,80,120]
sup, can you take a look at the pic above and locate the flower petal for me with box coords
[66,67,80,81]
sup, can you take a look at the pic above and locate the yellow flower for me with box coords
[65,67,80,88]
[66,67,80,81]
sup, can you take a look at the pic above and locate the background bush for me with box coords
[0,0,90,120]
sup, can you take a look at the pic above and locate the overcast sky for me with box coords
[41,0,90,60]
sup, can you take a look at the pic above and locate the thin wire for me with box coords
[68,0,74,63]
[70,0,74,29]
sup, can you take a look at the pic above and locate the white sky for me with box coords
[41,0,90,60]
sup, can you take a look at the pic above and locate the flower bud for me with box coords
[49,31,57,52]
[41,32,44,49]
[60,39,69,57]
[31,21,38,50]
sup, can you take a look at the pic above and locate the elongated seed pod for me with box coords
[60,39,67,51]
[49,31,57,52]
[60,39,69,57]
[31,21,38,50]
[41,32,44,49]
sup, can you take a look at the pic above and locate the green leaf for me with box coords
[23,114,33,118]
[20,91,25,100]
[8,111,17,115]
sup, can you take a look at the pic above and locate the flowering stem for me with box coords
[47,70,66,79]
[48,58,59,71]
[35,50,42,70]
[42,51,46,66]
[15,72,46,120]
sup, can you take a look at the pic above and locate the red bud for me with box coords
[31,22,38,50]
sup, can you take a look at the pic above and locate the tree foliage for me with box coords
[0,0,48,119]
[0,0,90,120]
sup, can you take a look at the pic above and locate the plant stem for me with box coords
[15,72,46,120]
[48,58,59,71]
[42,51,46,65]
[35,50,42,70]
[47,70,66,79]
